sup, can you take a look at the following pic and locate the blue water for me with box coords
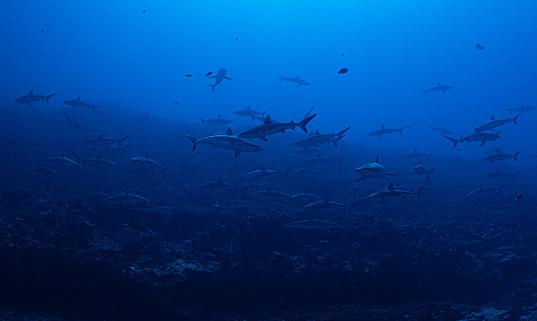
[1,1,537,320]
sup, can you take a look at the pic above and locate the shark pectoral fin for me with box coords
[234,150,242,157]
[224,76,233,80]
[260,136,268,142]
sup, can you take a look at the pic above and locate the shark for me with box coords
[277,74,311,86]
[292,127,350,149]
[187,128,263,157]
[474,113,521,133]
[368,125,410,137]
[506,104,535,114]
[299,154,347,168]
[444,131,500,148]
[196,176,247,199]
[238,114,316,141]
[283,219,339,230]
[302,197,347,210]
[85,133,129,147]
[364,183,424,201]
[467,183,508,196]
[482,150,521,163]
[233,105,266,121]
[485,168,521,180]
[408,163,435,181]
[354,155,398,182]
[208,68,233,92]
[197,114,234,126]
[62,96,101,112]
[423,83,453,95]
[14,89,56,106]
[105,190,150,203]
[427,125,453,135]
[403,149,432,160]
[64,113,95,132]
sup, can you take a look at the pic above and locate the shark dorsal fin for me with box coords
[315,129,320,135]
[381,124,385,129]
[29,89,33,95]
[217,176,223,184]
[218,114,221,119]
[76,96,80,101]
[309,132,313,136]
[496,168,500,173]
[264,115,272,124]
[414,149,417,153]
[144,152,149,158]
[296,75,300,79]
[490,115,495,120]
[225,128,233,135]
[375,155,379,163]
[388,183,394,190]
[246,105,251,110]
[438,83,441,86]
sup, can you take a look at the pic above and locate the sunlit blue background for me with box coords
[2,0,536,160]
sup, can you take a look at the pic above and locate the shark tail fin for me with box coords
[297,114,317,132]
[505,108,513,114]
[16,166,23,178]
[186,135,198,151]
[398,126,410,134]
[512,171,521,181]
[417,186,424,201]
[427,125,433,131]
[426,169,434,182]
[162,164,170,177]
[337,154,347,165]
[336,126,351,138]
[209,84,216,93]
[444,136,459,148]
[512,113,522,124]
[64,113,73,128]
[197,117,207,125]
[284,167,294,179]
[117,136,129,147]
[423,90,428,95]
[498,183,508,195]
[45,93,56,103]
[513,150,521,161]
[277,74,284,82]
[91,105,101,112]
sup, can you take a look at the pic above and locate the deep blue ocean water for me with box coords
[1,1,537,320]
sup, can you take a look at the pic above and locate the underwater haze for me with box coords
[1,1,537,320]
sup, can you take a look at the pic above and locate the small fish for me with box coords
[515,195,523,200]
[476,44,485,50]
[340,53,344,58]
[337,68,348,74]
[185,74,192,77]
[204,72,212,77]
[142,9,146,13]
[40,29,44,33]
[172,101,179,104]
[234,37,238,42]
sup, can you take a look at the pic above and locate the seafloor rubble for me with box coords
[1,183,536,320]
